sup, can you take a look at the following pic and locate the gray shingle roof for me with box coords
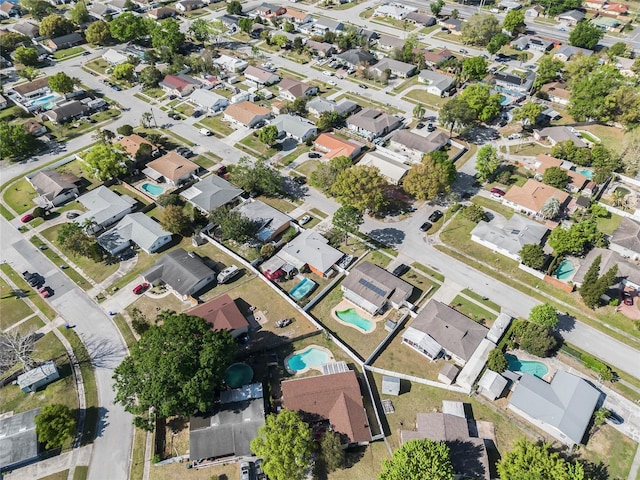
[336,49,375,67]
[234,199,291,242]
[573,247,640,286]
[471,214,548,258]
[180,175,243,212]
[342,261,413,310]
[143,248,215,295]
[418,69,455,91]
[390,129,448,154]
[278,229,343,274]
[0,408,40,471]
[29,170,78,200]
[97,212,171,254]
[347,108,402,136]
[611,217,640,254]
[76,186,136,227]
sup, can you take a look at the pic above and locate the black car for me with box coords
[416,123,425,129]
[429,210,443,222]
[392,264,410,277]
[293,176,307,185]
[358,84,368,89]
[606,410,624,425]
[192,110,203,118]
[308,152,321,158]
[170,113,180,120]
[427,123,436,132]
[420,221,432,232]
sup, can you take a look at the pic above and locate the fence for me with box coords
[364,365,469,393]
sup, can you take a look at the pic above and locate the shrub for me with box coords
[487,348,508,372]
[117,124,134,136]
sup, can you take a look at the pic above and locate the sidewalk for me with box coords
[4,446,92,480]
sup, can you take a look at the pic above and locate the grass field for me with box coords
[53,46,86,61]
[29,236,91,291]
[1,263,57,320]
[461,288,501,313]
[0,277,35,329]
[403,89,448,109]
[72,466,88,480]
[197,115,235,136]
[450,294,497,324]
[4,178,38,215]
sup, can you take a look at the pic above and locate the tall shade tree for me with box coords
[35,404,76,450]
[486,33,510,55]
[475,145,501,182]
[568,64,622,122]
[39,14,74,38]
[18,66,39,81]
[487,348,508,372]
[459,84,501,122]
[332,205,364,245]
[189,18,214,43]
[228,158,284,196]
[310,155,352,193]
[258,125,279,146]
[569,21,604,50]
[48,72,76,94]
[528,303,559,329]
[56,222,101,260]
[83,144,128,180]
[226,0,242,14]
[138,66,163,88]
[152,18,185,55]
[542,166,569,189]
[502,9,525,35]
[19,0,54,20]
[109,12,150,42]
[461,56,488,82]
[512,102,544,127]
[85,21,112,45]
[319,431,345,473]
[403,153,456,200]
[13,46,39,66]
[497,439,586,480]
[0,32,31,52]
[250,410,313,480]
[439,97,476,135]
[160,204,190,235]
[519,244,545,269]
[69,2,89,25]
[534,55,564,89]
[379,439,454,480]
[461,13,500,47]
[210,206,257,242]
[0,121,39,160]
[112,63,135,81]
[113,313,237,424]
[331,165,388,213]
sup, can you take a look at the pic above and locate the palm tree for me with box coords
[413,103,426,120]
[541,197,560,219]
[612,189,626,208]
[140,112,153,129]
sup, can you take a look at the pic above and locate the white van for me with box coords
[199,128,212,136]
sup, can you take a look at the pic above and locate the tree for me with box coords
[83,144,128,181]
[0,32,31,52]
[487,348,508,373]
[568,64,622,122]
[160,205,190,235]
[512,102,544,127]
[579,255,618,309]
[540,197,561,220]
[110,13,149,42]
[113,313,237,424]
[152,19,185,56]
[226,0,242,15]
[112,63,135,81]
[310,155,352,193]
[548,219,606,255]
[271,34,289,49]
[529,303,559,329]
[413,103,426,120]
[39,14,74,38]
[519,244,545,270]
[93,128,115,145]
[189,18,214,43]
[440,98,476,135]
[331,166,388,213]
[13,46,39,66]
[319,431,345,473]
[502,9,525,36]
[18,66,39,81]
[48,72,75,94]
[459,84,501,122]
[461,14,500,47]
[283,97,308,116]
[607,41,628,59]
[332,205,364,245]
[0,330,37,373]
[497,439,586,480]
[117,124,134,136]
[430,0,444,17]
[56,222,101,260]
[451,8,459,19]
[258,125,279,146]
[569,21,604,50]
[475,145,501,182]
[460,204,486,223]
[228,158,284,197]
[542,167,569,189]
[19,0,54,20]
[547,0,582,16]
[486,33,510,55]
[591,144,621,184]
[633,57,640,76]
[461,56,488,82]
[0,121,38,160]
[534,55,564,89]
[403,153,456,200]
[210,206,257,242]
[379,439,454,480]
[69,2,89,25]
[35,405,75,450]
[317,111,344,131]
[156,193,183,207]
[85,21,111,45]
[239,17,254,34]
[250,410,312,480]
[138,66,163,88]
[518,321,558,357]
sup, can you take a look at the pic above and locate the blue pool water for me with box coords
[141,183,164,196]
[287,347,330,371]
[555,260,575,280]
[224,362,253,388]
[289,277,316,301]
[578,169,593,180]
[335,308,373,332]
[30,94,59,107]
[506,354,548,378]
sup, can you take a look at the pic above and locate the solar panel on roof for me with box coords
[359,278,386,297]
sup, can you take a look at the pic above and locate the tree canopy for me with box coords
[519,244,545,270]
[310,156,352,193]
[459,84,502,122]
[579,254,618,309]
[160,204,190,235]
[439,97,476,135]
[486,33,510,55]
[210,205,257,242]
[152,19,185,56]
[35,404,75,449]
[0,121,39,160]
[503,9,525,35]
[497,439,586,480]
[13,46,39,66]
[331,165,388,214]
[568,64,623,123]
[113,313,237,422]
[475,145,501,182]
[112,63,135,81]
[512,102,544,127]
[461,56,488,82]
[228,158,284,196]
[57,221,102,260]
[487,348,508,373]
[258,125,279,146]
[109,12,150,42]
[379,439,454,480]
[138,66,163,88]
[69,2,89,25]
[534,55,564,90]
[542,166,569,189]
[48,72,76,94]
[39,14,74,38]
[461,14,500,47]
[332,205,364,244]
[83,144,128,181]
[569,21,604,50]
[529,303,559,329]
[85,21,111,45]
[403,152,456,200]
[547,219,607,255]
[226,0,242,15]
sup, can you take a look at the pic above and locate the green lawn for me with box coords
[392,75,421,95]
[510,142,551,156]
[334,93,402,114]
[197,115,235,136]
[112,313,137,348]
[279,145,311,166]
[72,466,89,480]
[596,212,623,235]
[39,470,70,480]
[28,236,91,291]
[450,294,497,324]
[0,277,36,329]
[257,195,298,214]
[142,89,164,101]
[85,58,109,74]
[191,154,216,170]
[129,428,147,480]
[53,46,86,61]
[366,250,393,269]
[175,103,195,117]
[4,178,37,214]
[472,196,515,220]
[294,159,320,178]
[461,288,501,313]
[403,89,448,109]
[411,262,445,282]
[1,264,57,320]
[237,134,279,158]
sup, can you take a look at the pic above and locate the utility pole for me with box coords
[150,109,158,128]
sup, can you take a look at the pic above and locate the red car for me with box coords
[133,282,150,295]
[21,213,34,223]
[490,188,505,196]
[622,291,634,306]
[38,286,52,298]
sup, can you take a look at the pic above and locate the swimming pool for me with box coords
[506,354,548,378]
[335,308,373,332]
[289,277,316,301]
[141,183,164,196]
[30,94,60,107]
[555,260,575,280]
[224,362,254,388]
[577,169,593,180]
[287,346,330,372]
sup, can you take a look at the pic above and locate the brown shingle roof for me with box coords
[12,77,49,96]
[117,134,157,157]
[146,152,198,181]
[503,179,570,214]
[224,101,270,125]
[188,294,249,333]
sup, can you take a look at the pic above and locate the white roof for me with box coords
[478,370,508,399]
[189,89,228,109]
[278,229,343,274]
[76,186,136,227]
[102,48,128,65]
[359,151,410,184]
[402,326,443,358]
[97,212,171,253]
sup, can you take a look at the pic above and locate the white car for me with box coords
[322,70,333,77]
[299,215,311,225]
[328,80,337,86]
[199,128,212,136]
[507,133,522,140]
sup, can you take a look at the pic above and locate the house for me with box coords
[108,0,130,12]
[374,3,416,19]
[389,130,449,163]
[159,73,201,97]
[0,2,21,18]
[271,114,317,143]
[557,9,585,25]
[616,57,636,77]
[470,214,549,262]
[189,89,229,113]
[313,133,363,160]
[610,217,640,260]
[147,6,176,19]
[117,134,158,159]
[143,152,199,186]
[335,49,376,69]
[143,248,217,299]
[477,370,508,400]
[554,44,593,62]
[313,18,344,34]
[441,18,463,34]
[305,40,335,58]
[17,361,59,393]
[0,409,41,471]
[592,16,621,31]
[244,65,280,86]
[494,70,536,94]
[28,170,79,208]
[281,7,312,23]
[341,261,413,315]
[604,2,629,14]
[502,179,570,218]
[176,0,205,12]
[180,175,243,213]
[420,48,454,67]
[76,186,136,234]
[525,5,544,16]
[188,294,250,339]
[97,212,172,255]
[278,229,343,277]
[418,70,455,96]
[533,126,587,147]
[499,0,522,10]
[347,108,402,140]
[102,48,129,66]
[220,14,240,30]
[306,97,358,117]
[376,34,405,51]
[529,154,588,192]
[278,78,317,101]
[372,58,416,78]
[358,151,410,185]
[47,33,84,52]
[89,2,112,18]
[223,101,270,128]
[402,300,488,366]
[540,81,571,105]
[234,199,291,242]
[189,384,265,460]
[573,248,640,289]
[509,371,600,446]
[251,2,286,18]
[281,369,372,445]
[41,101,90,124]
[213,54,248,73]
[23,119,46,136]
[585,0,607,9]
[11,21,39,38]
[10,77,50,101]
[405,11,436,26]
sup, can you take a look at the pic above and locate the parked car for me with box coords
[199,128,212,136]
[459,48,468,54]
[299,215,311,225]
[429,210,443,222]
[276,318,293,328]
[240,461,251,480]
[170,113,181,120]
[420,221,432,232]
[416,122,425,129]
[217,265,241,284]
[132,282,150,295]
[328,80,337,86]
[38,286,52,298]
[193,110,203,118]
[427,123,436,132]
[337,254,354,269]
[358,83,368,89]
[507,133,522,140]
[216,165,227,176]
[111,85,121,91]
[322,70,333,77]
[21,213,34,223]
[622,291,634,306]
[254,459,266,480]
[66,212,79,219]
[606,410,624,425]
[490,187,505,196]
[392,264,410,277]
[82,51,91,56]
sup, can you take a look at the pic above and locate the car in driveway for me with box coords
[299,215,311,225]
[416,122,425,129]
[111,85,121,91]
[254,459,266,480]
[606,410,624,425]
[490,187,505,197]
[199,128,212,136]
[240,461,251,480]
[420,221,432,232]
[133,282,150,295]
[427,123,436,132]
[21,213,34,223]
[66,212,80,219]
[622,291,634,306]
[39,286,53,298]
[328,80,337,86]
[392,264,410,277]
[308,152,321,158]
[170,113,181,120]
[428,210,443,222]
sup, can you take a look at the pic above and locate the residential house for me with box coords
[102,48,129,65]
[214,54,248,73]
[420,48,454,67]
[47,33,85,52]
[271,114,318,143]
[306,97,358,117]
[554,44,593,62]
[335,49,376,69]
[499,0,522,10]
[220,14,240,31]
[477,370,508,400]
[281,368,372,445]
[512,35,554,51]
[23,119,47,136]
[0,94,8,110]
[147,6,177,19]
[616,57,636,77]
[585,0,607,9]
[376,33,405,51]
[557,9,585,25]
[305,40,335,58]
[402,300,488,366]
[244,65,280,86]
[89,2,112,18]
[234,199,291,242]
[143,152,199,186]
[188,293,250,339]
[75,186,136,234]
[251,2,286,18]
[372,58,416,79]
[313,18,344,34]
[97,212,172,255]
[610,217,640,260]
[592,16,621,31]
[418,69,455,96]
[341,261,413,315]
[278,229,344,277]
[389,130,449,163]
[573,247,640,289]
[190,384,265,461]
[0,2,21,18]
[0,409,41,471]
[405,11,436,26]
[529,154,588,192]
[358,151,410,185]
[176,0,206,12]
[525,5,544,17]
[278,78,317,101]
[604,2,629,14]
[11,21,39,38]
[159,73,201,97]
[189,89,229,113]
[374,3,416,19]
[223,101,271,128]
[17,361,59,393]
[313,133,363,160]
[108,0,130,13]
[41,101,90,123]
[540,81,571,105]
[10,77,50,101]
[28,170,79,208]
[441,18,463,34]
[494,70,536,94]
[509,371,600,447]
[470,214,549,262]
[502,179,570,218]
[180,175,243,213]
[533,126,587,147]
[281,7,312,23]
[347,108,402,140]
[117,134,158,159]
[143,248,217,299]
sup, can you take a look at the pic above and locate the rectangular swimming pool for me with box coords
[289,277,316,301]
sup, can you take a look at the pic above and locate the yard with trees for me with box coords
[379,439,454,480]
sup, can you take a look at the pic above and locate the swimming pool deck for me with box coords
[508,349,554,382]
[284,344,335,375]
[332,299,381,334]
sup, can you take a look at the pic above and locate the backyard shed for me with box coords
[438,363,460,385]
[382,376,401,396]
[477,370,508,401]
[17,361,59,393]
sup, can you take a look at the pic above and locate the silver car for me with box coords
[240,461,251,480]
